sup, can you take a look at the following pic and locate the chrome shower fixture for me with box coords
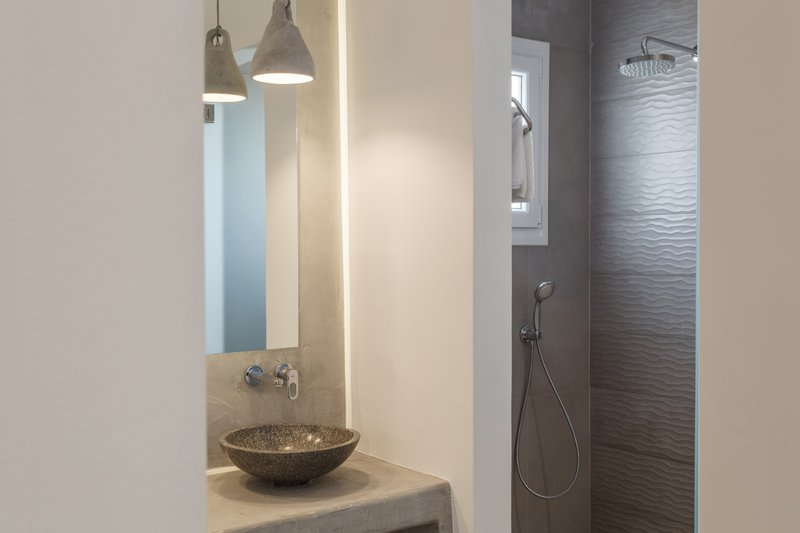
[619,36,698,78]
[534,280,555,302]
[515,279,581,499]
[520,281,555,343]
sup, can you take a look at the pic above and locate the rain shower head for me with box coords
[618,36,697,79]
[534,281,555,302]
[618,53,676,78]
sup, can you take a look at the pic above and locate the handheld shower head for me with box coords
[520,280,556,343]
[534,281,555,302]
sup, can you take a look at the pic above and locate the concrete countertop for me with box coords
[208,452,453,532]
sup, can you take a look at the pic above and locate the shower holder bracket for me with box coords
[519,324,542,343]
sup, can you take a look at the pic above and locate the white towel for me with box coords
[523,127,534,201]
[512,113,526,192]
[512,114,534,201]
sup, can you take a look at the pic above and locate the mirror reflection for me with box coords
[203,54,299,355]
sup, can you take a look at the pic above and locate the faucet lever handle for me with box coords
[274,363,299,400]
[285,369,299,400]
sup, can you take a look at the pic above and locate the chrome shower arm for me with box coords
[641,36,697,56]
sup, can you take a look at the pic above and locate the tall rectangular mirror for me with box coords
[203,50,299,355]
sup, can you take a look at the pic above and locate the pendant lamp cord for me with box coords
[214,0,222,45]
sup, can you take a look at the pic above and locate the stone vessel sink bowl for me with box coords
[220,424,360,486]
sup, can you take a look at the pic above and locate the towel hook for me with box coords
[511,97,533,135]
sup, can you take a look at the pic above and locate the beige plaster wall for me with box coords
[346,1,512,531]
[698,2,800,530]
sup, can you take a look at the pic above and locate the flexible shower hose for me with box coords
[515,336,580,499]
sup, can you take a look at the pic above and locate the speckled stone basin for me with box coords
[219,424,360,486]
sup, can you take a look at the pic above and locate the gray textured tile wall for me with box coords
[512,1,591,532]
[590,0,697,530]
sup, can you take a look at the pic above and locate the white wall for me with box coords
[697,2,800,531]
[346,1,510,531]
[471,0,512,529]
[0,1,206,532]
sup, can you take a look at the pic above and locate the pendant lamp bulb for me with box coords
[203,0,248,103]
[251,0,316,85]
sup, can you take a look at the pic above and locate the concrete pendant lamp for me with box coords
[203,0,247,103]
[251,0,315,84]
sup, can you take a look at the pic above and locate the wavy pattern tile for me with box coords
[592,213,696,275]
[591,331,695,397]
[592,150,696,216]
[592,0,697,43]
[513,0,590,50]
[592,274,695,337]
[592,445,694,527]
[591,1,696,529]
[592,499,693,533]
[591,388,694,463]
[593,87,697,158]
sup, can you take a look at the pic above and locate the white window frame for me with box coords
[512,37,549,246]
